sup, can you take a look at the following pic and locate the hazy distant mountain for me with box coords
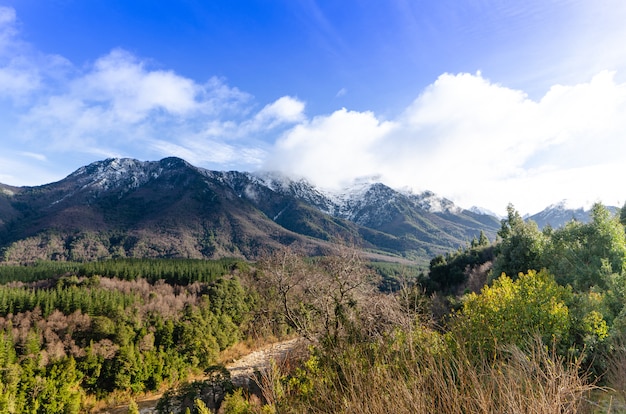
[0,157,501,264]
[527,200,619,229]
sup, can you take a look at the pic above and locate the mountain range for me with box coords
[527,200,620,229]
[0,157,503,265]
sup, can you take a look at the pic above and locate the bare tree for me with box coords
[256,247,384,345]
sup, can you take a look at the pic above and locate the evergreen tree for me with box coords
[478,230,489,246]
[492,204,546,278]
[544,203,626,290]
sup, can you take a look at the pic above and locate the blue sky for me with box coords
[1,0,626,215]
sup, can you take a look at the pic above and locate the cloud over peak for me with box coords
[266,71,626,214]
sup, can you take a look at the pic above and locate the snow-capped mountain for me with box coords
[252,175,465,220]
[242,173,501,247]
[469,205,502,218]
[0,157,501,263]
[67,158,160,193]
[528,199,619,229]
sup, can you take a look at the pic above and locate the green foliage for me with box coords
[368,261,425,292]
[428,244,494,293]
[0,257,244,286]
[0,283,140,317]
[221,389,254,414]
[79,257,245,284]
[0,260,81,284]
[478,230,490,246]
[127,399,140,414]
[0,256,254,412]
[491,203,626,295]
[492,204,547,279]
[454,270,571,355]
[485,203,625,363]
[544,203,626,290]
[195,399,211,414]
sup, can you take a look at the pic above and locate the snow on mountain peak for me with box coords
[542,199,595,213]
[69,158,157,192]
[548,200,577,211]
[469,205,502,218]
[252,171,295,192]
[405,190,461,214]
[315,179,386,219]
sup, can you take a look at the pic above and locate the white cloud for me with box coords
[255,96,305,125]
[0,7,40,98]
[13,47,256,157]
[19,152,47,161]
[0,11,258,164]
[267,72,626,215]
[0,63,40,98]
[268,108,395,188]
[0,6,17,49]
[0,24,285,177]
[230,96,307,137]
[75,49,200,121]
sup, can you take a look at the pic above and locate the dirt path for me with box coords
[227,337,304,388]
[103,338,305,414]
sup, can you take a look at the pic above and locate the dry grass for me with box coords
[282,336,598,414]
[602,336,626,412]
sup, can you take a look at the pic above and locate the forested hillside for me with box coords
[0,259,256,412]
[1,202,626,413]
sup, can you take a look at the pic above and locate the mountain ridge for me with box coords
[0,157,501,264]
[527,199,620,229]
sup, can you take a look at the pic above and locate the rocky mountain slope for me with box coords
[0,157,500,263]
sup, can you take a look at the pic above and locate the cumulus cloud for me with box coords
[19,48,255,149]
[75,49,200,121]
[255,96,305,125]
[268,108,395,188]
[267,71,626,214]
[227,96,307,138]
